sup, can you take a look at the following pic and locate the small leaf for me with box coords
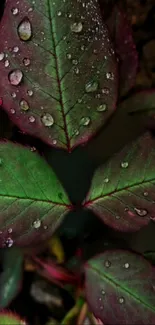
[0,311,26,324]
[85,250,155,325]
[83,133,155,232]
[106,5,138,97]
[120,90,155,116]
[0,0,118,152]
[0,247,23,308]
[143,251,155,265]
[0,141,71,247]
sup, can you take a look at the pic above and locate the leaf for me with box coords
[106,5,138,97]
[143,251,155,265]
[83,133,155,232]
[0,247,23,308]
[0,311,26,325]
[85,250,155,325]
[0,141,71,247]
[120,90,155,116]
[0,0,118,152]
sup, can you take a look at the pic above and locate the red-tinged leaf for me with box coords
[106,5,138,97]
[85,250,155,325]
[0,0,118,152]
[120,89,155,116]
[0,247,23,308]
[83,133,155,232]
[0,141,71,248]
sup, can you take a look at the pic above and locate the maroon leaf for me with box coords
[85,250,155,325]
[0,0,118,152]
[120,89,155,116]
[83,133,155,232]
[106,5,138,97]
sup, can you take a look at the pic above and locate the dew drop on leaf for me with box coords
[106,72,114,80]
[10,108,16,114]
[41,113,54,127]
[18,18,32,41]
[70,22,83,33]
[32,219,41,229]
[134,207,148,217]
[4,60,10,67]
[8,228,13,234]
[57,11,62,17]
[52,139,57,145]
[23,58,31,66]
[143,192,148,197]
[80,116,90,126]
[102,87,110,95]
[115,215,121,219]
[27,89,33,96]
[101,289,105,295]
[20,99,30,111]
[124,262,130,269]
[8,69,23,86]
[66,53,72,60]
[104,260,111,268]
[11,7,19,15]
[103,177,109,183]
[121,161,129,168]
[0,52,4,61]
[119,297,125,304]
[29,115,35,123]
[13,46,19,53]
[97,104,107,112]
[5,237,14,247]
[85,80,98,93]
[11,92,17,98]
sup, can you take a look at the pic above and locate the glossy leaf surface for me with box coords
[0,247,23,308]
[106,5,138,97]
[83,133,155,232]
[85,250,155,325]
[0,141,71,247]
[0,0,117,151]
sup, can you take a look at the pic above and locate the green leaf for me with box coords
[0,311,26,324]
[0,247,23,308]
[0,141,71,247]
[143,251,155,265]
[0,0,118,152]
[83,133,155,232]
[85,250,155,325]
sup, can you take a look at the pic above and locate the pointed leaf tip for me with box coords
[0,0,118,151]
[85,250,155,325]
[0,141,71,247]
[83,133,155,232]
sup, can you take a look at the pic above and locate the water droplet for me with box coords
[80,116,90,126]
[143,192,148,197]
[121,161,129,168]
[44,225,48,230]
[4,60,10,67]
[29,115,35,123]
[8,228,13,234]
[85,80,98,93]
[101,289,105,295]
[57,11,62,16]
[124,207,129,212]
[11,92,17,98]
[41,113,54,126]
[13,46,19,53]
[93,49,98,54]
[20,99,30,111]
[32,219,41,229]
[10,108,16,114]
[104,260,111,268]
[115,215,121,220]
[97,103,107,112]
[5,237,14,247]
[74,67,79,74]
[104,177,109,183]
[18,18,32,41]
[124,262,130,269]
[8,69,23,86]
[66,53,72,60]
[30,147,36,152]
[23,58,31,66]
[119,297,125,304]
[11,7,19,15]
[27,89,33,96]
[106,72,114,80]
[52,139,57,145]
[0,52,4,61]
[72,59,78,65]
[102,87,110,95]
[70,22,83,33]
[134,207,148,217]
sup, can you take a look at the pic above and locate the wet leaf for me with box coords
[85,250,155,325]
[0,247,23,308]
[106,5,138,97]
[0,0,117,152]
[0,141,71,247]
[83,133,155,232]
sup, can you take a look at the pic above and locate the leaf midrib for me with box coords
[84,178,155,206]
[89,264,155,313]
[47,0,70,151]
[0,194,69,207]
